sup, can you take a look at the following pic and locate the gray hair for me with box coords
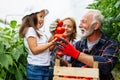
[88,9,104,25]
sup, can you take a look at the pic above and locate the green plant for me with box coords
[0,20,27,80]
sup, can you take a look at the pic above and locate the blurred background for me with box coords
[0,0,93,39]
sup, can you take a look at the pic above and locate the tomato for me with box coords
[57,20,63,27]
[81,65,87,68]
[55,27,65,34]
[62,75,92,80]
[56,51,63,57]
[54,34,66,40]
[62,76,76,78]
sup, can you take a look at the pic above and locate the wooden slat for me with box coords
[53,77,97,80]
[55,59,60,66]
[54,66,99,78]
[93,61,98,68]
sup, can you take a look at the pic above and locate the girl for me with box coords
[19,9,56,80]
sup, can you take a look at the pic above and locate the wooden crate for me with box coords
[53,59,99,80]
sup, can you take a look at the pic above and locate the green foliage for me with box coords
[87,0,120,79]
[0,20,27,80]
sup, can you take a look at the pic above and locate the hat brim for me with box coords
[37,9,49,16]
[23,7,49,17]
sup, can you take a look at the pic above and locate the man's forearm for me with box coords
[77,52,94,67]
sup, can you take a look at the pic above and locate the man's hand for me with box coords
[58,39,80,59]
[49,19,60,35]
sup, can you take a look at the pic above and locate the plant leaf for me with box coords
[10,20,17,28]
[0,54,9,69]
[15,69,23,80]
[0,42,4,54]
[11,44,24,61]
[6,55,13,66]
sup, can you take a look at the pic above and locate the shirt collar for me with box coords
[99,32,108,45]
[81,32,108,46]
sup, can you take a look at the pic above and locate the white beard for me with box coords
[80,23,95,38]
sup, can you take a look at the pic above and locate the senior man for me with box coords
[58,9,119,80]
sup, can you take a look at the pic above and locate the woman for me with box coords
[62,17,77,62]
[49,17,77,80]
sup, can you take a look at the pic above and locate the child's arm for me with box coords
[27,36,56,55]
